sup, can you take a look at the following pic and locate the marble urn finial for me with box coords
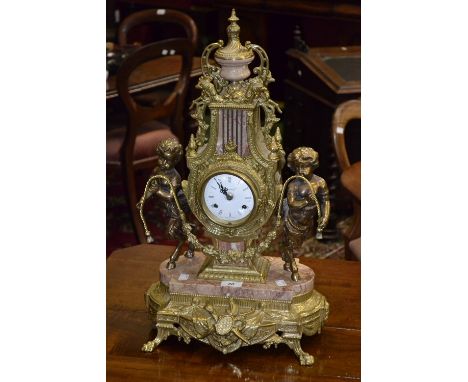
[214,9,254,81]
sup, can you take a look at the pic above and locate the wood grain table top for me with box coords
[107,244,361,381]
[106,56,203,100]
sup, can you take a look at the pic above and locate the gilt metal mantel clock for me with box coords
[137,9,331,366]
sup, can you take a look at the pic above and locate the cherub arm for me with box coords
[153,172,181,200]
[316,178,330,231]
[287,182,309,209]
[154,181,173,200]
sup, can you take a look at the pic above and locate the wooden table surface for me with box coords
[106,56,203,100]
[107,244,361,381]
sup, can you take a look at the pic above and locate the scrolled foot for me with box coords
[166,261,176,270]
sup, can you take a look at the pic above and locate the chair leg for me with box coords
[121,163,147,244]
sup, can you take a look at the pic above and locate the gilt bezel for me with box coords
[201,170,257,228]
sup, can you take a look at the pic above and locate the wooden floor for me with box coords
[107,245,361,381]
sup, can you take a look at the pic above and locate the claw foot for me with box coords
[142,328,171,352]
[141,340,157,352]
[285,338,314,366]
[299,353,314,366]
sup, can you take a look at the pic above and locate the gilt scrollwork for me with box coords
[189,40,281,151]
[143,282,329,366]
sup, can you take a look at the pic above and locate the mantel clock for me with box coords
[137,9,330,366]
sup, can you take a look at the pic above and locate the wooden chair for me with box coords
[331,99,361,260]
[116,9,198,142]
[118,9,197,51]
[107,11,196,244]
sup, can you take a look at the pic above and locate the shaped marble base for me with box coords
[143,252,329,366]
[159,252,314,301]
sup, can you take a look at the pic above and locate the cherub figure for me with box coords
[249,75,281,113]
[139,138,195,269]
[190,75,223,146]
[196,75,223,102]
[281,147,330,281]
[247,75,281,136]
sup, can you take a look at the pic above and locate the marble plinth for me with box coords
[159,252,314,301]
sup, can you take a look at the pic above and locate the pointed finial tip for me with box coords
[228,8,239,22]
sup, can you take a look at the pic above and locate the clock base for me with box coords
[197,255,270,283]
[142,253,329,366]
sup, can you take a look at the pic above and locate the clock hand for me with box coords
[214,178,233,200]
[220,184,233,200]
[214,178,225,194]
[215,178,228,195]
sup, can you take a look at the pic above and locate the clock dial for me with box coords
[203,173,255,224]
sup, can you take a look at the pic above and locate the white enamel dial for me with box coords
[203,173,255,224]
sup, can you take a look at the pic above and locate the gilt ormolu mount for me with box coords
[137,9,330,366]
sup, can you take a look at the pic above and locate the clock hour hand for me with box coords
[214,178,233,200]
[214,178,225,194]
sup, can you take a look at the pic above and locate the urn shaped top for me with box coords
[214,9,254,61]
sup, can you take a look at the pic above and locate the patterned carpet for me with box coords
[107,169,346,260]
